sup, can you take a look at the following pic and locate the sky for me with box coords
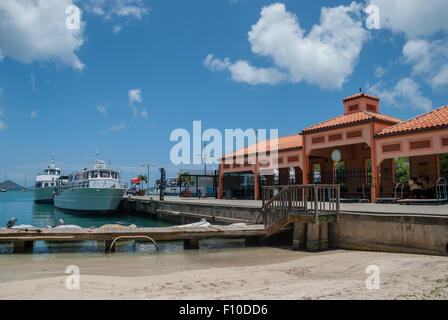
[0,0,448,186]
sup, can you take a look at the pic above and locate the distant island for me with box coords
[0,180,26,191]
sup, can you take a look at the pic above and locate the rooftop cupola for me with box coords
[343,89,380,114]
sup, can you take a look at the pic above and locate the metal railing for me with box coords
[259,184,340,227]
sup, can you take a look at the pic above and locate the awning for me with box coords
[131,177,141,184]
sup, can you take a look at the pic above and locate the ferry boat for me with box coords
[34,159,61,203]
[54,154,126,212]
[0,188,7,193]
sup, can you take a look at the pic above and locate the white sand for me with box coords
[0,247,447,300]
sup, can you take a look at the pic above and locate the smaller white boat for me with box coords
[0,188,7,193]
[34,159,62,203]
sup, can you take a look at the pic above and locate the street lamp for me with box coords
[196,143,217,176]
[141,162,156,195]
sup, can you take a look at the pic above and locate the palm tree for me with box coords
[138,175,148,191]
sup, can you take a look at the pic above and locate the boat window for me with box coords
[100,170,111,178]
[44,183,49,187]
[112,172,117,179]
[83,172,88,180]
[90,171,99,178]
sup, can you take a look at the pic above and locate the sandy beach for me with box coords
[1,245,448,300]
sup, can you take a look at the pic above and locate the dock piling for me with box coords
[13,240,34,253]
[183,239,199,250]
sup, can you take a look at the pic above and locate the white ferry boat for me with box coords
[54,154,126,212]
[33,159,61,203]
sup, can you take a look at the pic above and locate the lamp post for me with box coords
[141,163,156,195]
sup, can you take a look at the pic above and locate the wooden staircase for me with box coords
[258,185,340,240]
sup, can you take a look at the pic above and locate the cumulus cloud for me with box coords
[204,54,230,72]
[0,49,3,62]
[205,2,367,89]
[97,105,107,115]
[368,0,448,39]
[402,39,448,87]
[0,0,85,70]
[128,88,148,118]
[128,88,142,104]
[368,78,433,111]
[84,0,149,32]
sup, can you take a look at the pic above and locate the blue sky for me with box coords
[0,0,448,185]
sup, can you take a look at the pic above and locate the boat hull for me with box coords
[33,187,55,203]
[54,188,126,212]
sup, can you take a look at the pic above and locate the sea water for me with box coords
[0,191,246,254]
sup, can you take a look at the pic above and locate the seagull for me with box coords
[57,219,65,226]
[6,217,17,229]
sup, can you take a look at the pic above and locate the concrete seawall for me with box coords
[329,213,448,256]
[121,198,260,225]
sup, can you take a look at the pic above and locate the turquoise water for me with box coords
[0,191,247,254]
[0,191,172,229]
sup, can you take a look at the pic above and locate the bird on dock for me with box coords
[57,219,65,226]
[6,217,17,229]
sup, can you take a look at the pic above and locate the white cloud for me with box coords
[30,110,38,118]
[113,25,123,34]
[128,88,147,117]
[101,121,126,135]
[0,0,85,70]
[228,60,286,85]
[368,78,433,110]
[0,49,3,62]
[128,88,142,104]
[432,64,448,87]
[84,0,149,32]
[206,2,367,89]
[140,109,148,118]
[204,54,230,72]
[97,105,107,115]
[401,39,448,88]
[109,121,126,131]
[368,0,448,39]
[0,120,5,131]
[374,66,387,78]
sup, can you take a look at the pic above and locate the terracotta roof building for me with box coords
[218,91,448,202]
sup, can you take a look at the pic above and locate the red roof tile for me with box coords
[376,105,448,137]
[302,110,401,134]
[343,92,380,102]
[222,134,302,159]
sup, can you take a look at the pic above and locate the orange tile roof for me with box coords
[302,110,401,134]
[222,134,302,159]
[376,105,448,137]
[343,92,380,102]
